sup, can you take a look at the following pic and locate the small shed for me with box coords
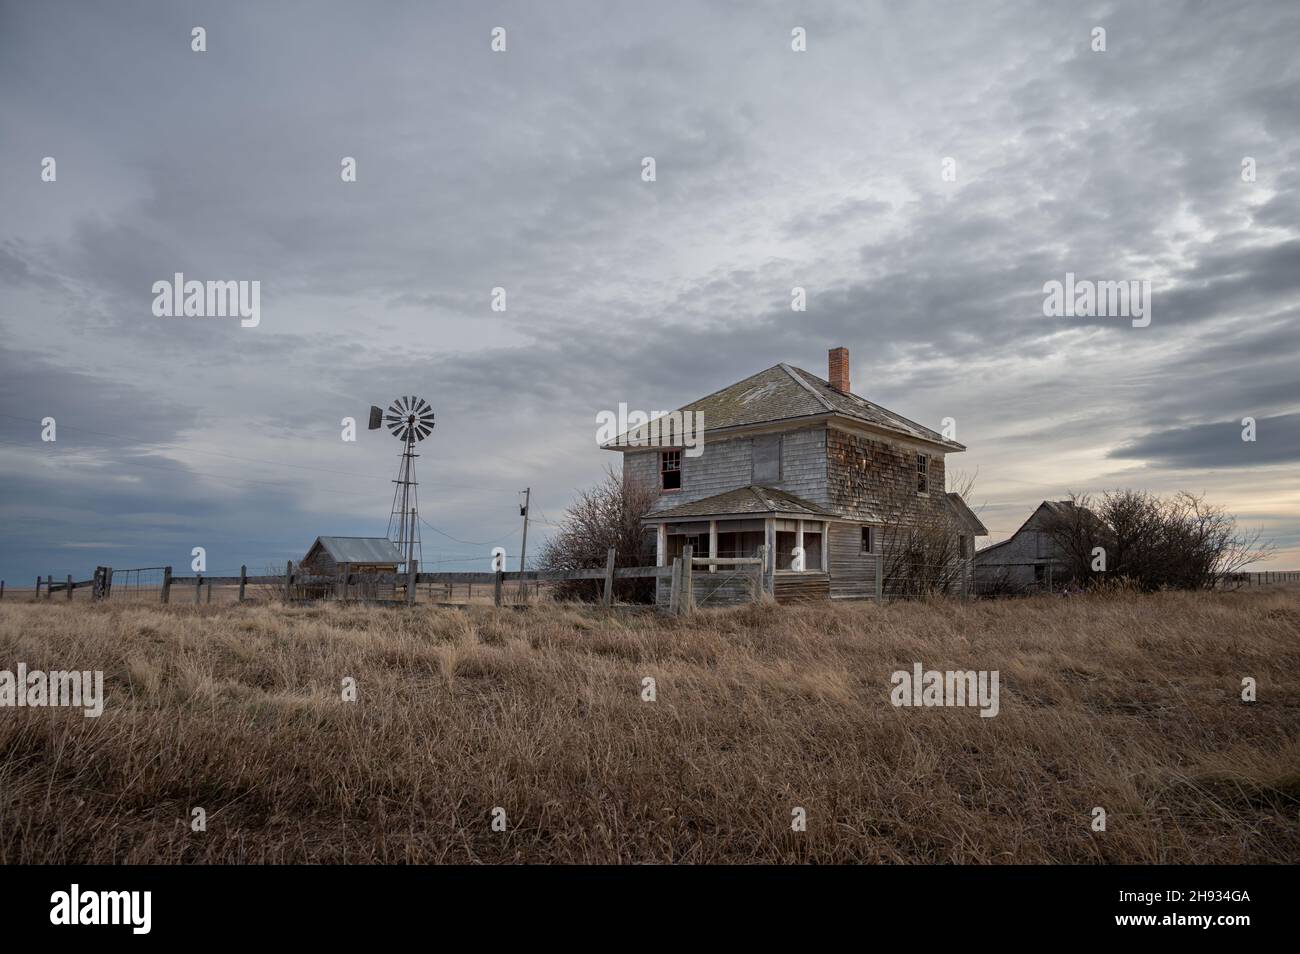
[300,537,404,576]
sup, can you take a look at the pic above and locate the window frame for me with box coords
[660,449,682,492]
[916,453,929,495]
[861,526,874,554]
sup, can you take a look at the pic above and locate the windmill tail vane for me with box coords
[369,396,435,572]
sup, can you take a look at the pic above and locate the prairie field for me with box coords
[1,588,1298,864]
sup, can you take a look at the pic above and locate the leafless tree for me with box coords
[878,470,980,598]
[537,465,659,602]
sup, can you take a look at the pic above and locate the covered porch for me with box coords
[643,486,839,604]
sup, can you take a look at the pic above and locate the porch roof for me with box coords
[642,485,839,523]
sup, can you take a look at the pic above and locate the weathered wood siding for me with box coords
[626,427,830,514]
[826,428,947,525]
[973,505,1063,591]
[828,522,877,600]
[774,572,830,603]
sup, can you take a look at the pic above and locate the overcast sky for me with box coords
[2,0,1298,583]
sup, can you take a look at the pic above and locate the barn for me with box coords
[299,537,404,598]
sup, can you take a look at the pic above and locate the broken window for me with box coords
[660,449,681,491]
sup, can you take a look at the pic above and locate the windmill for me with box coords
[368,396,435,573]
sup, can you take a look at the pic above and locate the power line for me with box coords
[417,514,517,547]
[0,415,516,493]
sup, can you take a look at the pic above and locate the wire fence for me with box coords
[108,566,168,603]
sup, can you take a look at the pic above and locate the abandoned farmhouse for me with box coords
[604,348,987,603]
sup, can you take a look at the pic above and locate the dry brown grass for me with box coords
[1,588,1297,863]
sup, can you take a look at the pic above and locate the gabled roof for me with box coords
[604,363,963,452]
[644,486,839,522]
[944,492,989,536]
[305,536,404,564]
[974,501,1094,558]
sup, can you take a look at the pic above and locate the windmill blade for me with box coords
[379,396,434,444]
[368,406,383,430]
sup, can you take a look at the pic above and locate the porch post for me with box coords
[656,523,667,567]
[708,520,718,572]
[821,521,830,573]
[795,519,804,571]
[764,517,775,594]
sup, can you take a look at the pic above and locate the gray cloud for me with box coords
[2,0,1300,580]
[1111,413,1300,468]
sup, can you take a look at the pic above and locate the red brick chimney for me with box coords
[828,347,850,393]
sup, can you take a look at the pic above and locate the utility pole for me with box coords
[518,487,531,597]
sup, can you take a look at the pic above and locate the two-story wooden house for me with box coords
[603,348,986,603]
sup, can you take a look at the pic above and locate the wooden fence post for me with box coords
[407,564,417,606]
[602,547,616,608]
[284,561,292,601]
[680,545,694,616]
[340,562,350,601]
[66,574,73,600]
[46,574,53,600]
[669,558,682,615]
[493,570,503,608]
[0,580,4,601]
[161,566,172,604]
[238,565,246,603]
[206,579,212,604]
[34,576,41,601]
[195,575,203,605]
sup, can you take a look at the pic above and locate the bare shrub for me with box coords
[879,469,980,598]
[537,465,658,602]
[1043,490,1274,591]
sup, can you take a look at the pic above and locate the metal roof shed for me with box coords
[301,536,404,574]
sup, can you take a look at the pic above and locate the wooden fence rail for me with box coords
[4,546,770,611]
[6,559,1298,610]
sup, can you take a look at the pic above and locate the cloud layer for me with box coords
[2,0,1298,579]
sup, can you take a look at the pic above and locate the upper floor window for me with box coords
[916,453,929,494]
[752,434,782,484]
[660,449,682,491]
[861,526,874,554]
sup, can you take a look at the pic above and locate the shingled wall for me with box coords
[825,428,948,524]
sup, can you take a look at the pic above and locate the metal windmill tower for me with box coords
[368,397,435,573]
